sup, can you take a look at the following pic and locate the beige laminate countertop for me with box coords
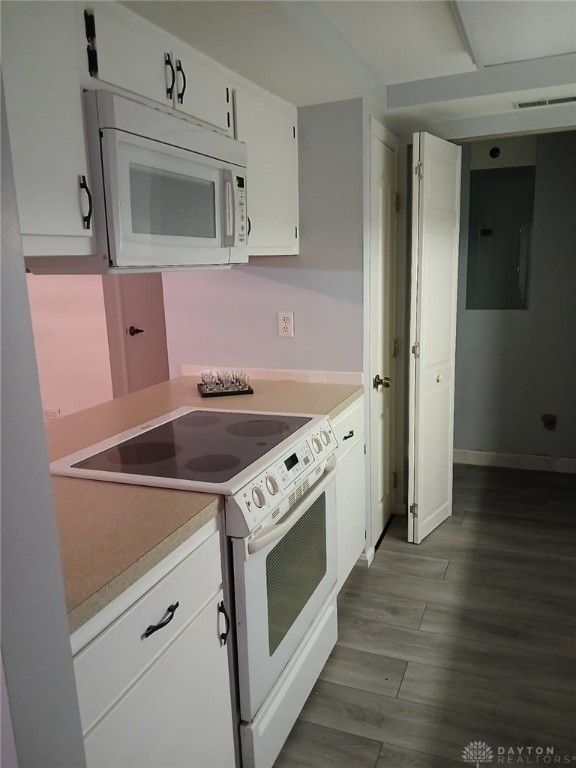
[47,376,362,633]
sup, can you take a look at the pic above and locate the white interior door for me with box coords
[408,133,462,544]
[102,273,170,397]
[368,119,397,551]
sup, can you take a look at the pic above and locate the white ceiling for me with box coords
[123,1,576,136]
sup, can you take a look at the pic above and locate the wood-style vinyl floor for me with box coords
[275,465,576,768]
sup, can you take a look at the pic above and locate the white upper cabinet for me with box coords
[86,5,232,134]
[2,1,96,257]
[235,89,299,255]
[173,52,232,133]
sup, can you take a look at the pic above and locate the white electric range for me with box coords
[51,406,339,768]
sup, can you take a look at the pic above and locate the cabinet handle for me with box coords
[247,217,252,237]
[143,602,179,639]
[343,430,354,441]
[79,175,93,230]
[165,53,176,100]
[176,59,187,104]
[218,601,230,647]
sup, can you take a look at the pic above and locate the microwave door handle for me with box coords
[247,459,337,556]
[222,170,235,248]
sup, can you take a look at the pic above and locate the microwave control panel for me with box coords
[237,175,247,244]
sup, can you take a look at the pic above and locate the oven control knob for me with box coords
[320,429,331,445]
[265,475,279,495]
[312,436,322,454]
[252,487,266,508]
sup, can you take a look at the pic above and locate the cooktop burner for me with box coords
[71,410,311,484]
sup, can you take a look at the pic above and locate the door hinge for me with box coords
[411,342,420,358]
[394,192,401,213]
[410,503,418,517]
[392,471,398,490]
[84,11,98,77]
[415,162,423,181]
[393,339,399,358]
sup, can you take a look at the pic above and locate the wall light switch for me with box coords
[278,312,295,338]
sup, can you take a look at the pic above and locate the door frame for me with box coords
[361,113,399,563]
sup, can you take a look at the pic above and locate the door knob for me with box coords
[128,326,144,336]
[373,375,391,390]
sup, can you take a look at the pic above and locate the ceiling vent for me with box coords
[514,96,576,110]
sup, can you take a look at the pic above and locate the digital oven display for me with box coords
[284,453,299,471]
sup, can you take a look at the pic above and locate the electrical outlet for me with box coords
[278,311,295,338]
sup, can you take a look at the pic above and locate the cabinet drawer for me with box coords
[74,530,222,733]
[332,398,364,460]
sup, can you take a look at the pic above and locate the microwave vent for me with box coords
[514,95,576,110]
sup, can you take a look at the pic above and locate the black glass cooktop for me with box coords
[72,410,311,484]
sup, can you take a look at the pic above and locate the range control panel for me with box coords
[226,418,337,537]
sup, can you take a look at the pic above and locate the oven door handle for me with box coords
[247,458,336,556]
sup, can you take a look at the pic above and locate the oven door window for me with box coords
[266,494,327,656]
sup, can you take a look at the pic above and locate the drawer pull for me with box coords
[343,430,354,441]
[143,602,179,639]
[218,601,231,647]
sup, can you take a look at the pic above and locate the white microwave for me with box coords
[84,90,248,269]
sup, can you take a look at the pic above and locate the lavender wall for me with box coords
[163,99,365,376]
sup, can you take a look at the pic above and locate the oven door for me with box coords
[232,463,337,721]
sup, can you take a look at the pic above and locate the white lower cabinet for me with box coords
[83,591,234,768]
[332,398,367,589]
[74,526,236,768]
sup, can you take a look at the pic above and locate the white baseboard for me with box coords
[454,449,576,475]
[357,546,375,568]
[181,364,363,386]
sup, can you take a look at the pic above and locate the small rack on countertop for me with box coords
[197,382,254,398]
[198,369,254,398]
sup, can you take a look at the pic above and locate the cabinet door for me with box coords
[88,6,173,109]
[336,440,367,589]
[88,8,232,134]
[84,592,235,768]
[2,1,95,257]
[235,90,299,255]
[174,52,232,134]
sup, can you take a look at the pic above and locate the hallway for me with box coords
[275,465,576,767]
